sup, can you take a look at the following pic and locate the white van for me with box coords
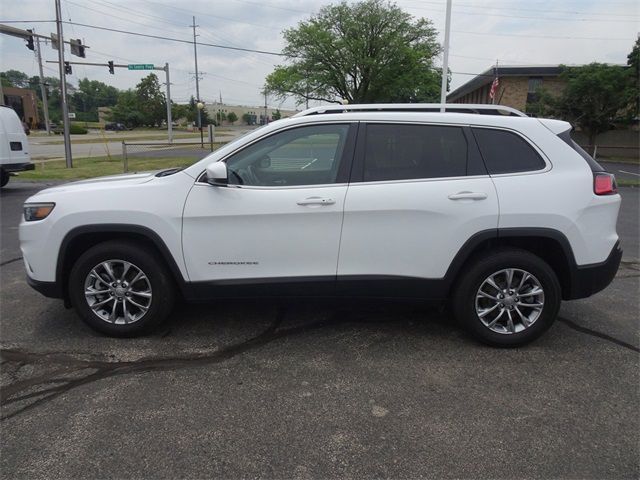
[1,105,34,187]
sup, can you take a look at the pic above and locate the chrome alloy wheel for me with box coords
[475,268,545,335]
[83,260,152,324]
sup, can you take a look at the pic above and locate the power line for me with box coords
[60,21,286,56]
[403,0,640,19]
[453,30,633,41]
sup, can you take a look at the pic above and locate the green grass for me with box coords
[597,156,639,165]
[617,178,640,187]
[21,155,200,180]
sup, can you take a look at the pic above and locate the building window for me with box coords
[527,77,543,103]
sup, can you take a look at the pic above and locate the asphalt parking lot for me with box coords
[1,181,638,479]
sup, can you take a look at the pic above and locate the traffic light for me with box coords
[70,39,86,58]
[25,29,35,51]
[108,61,114,74]
[64,62,72,75]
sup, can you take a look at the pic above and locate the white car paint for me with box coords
[0,106,31,167]
[20,107,620,292]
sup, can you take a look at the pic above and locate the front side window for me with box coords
[472,128,546,174]
[363,124,468,181]
[225,124,350,186]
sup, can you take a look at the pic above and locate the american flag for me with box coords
[489,77,500,100]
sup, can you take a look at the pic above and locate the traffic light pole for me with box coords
[55,0,73,167]
[35,35,51,135]
[165,63,173,144]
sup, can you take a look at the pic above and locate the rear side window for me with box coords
[363,124,468,181]
[472,128,545,174]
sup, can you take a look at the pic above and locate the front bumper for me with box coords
[2,162,35,173]
[26,275,63,299]
[565,241,622,300]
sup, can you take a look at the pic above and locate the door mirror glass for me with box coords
[205,162,228,185]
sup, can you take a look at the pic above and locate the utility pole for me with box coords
[55,0,72,167]
[164,62,172,143]
[191,16,203,147]
[35,34,51,135]
[264,92,268,125]
[439,0,452,112]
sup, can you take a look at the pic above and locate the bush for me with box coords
[69,124,88,134]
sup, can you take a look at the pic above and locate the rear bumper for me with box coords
[2,162,35,173]
[26,275,62,299]
[566,241,622,300]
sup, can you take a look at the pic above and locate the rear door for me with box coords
[337,122,499,296]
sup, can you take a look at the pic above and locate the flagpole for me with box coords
[492,59,498,105]
[439,0,452,112]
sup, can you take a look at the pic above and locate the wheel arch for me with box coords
[57,224,188,305]
[444,228,577,300]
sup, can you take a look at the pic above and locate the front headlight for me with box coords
[23,202,55,221]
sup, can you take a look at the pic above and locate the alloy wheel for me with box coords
[475,268,545,334]
[83,260,152,324]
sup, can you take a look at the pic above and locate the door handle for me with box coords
[297,197,336,206]
[448,191,488,201]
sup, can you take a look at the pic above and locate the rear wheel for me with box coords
[68,240,175,337]
[0,170,9,188]
[452,248,561,347]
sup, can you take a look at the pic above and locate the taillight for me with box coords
[594,172,617,195]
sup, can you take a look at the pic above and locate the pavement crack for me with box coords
[0,257,22,267]
[0,307,345,421]
[557,317,640,353]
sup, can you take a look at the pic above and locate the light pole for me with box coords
[440,0,452,112]
[197,101,204,148]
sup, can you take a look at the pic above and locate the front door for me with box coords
[182,122,357,294]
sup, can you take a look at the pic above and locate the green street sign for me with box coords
[127,64,155,70]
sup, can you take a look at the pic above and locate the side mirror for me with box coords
[205,162,228,185]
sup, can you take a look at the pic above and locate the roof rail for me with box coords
[293,103,527,118]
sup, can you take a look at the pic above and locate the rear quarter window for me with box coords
[472,128,546,174]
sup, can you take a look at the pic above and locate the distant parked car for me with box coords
[105,122,127,131]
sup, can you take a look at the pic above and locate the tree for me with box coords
[627,37,639,117]
[242,112,252,125]
[264,0,441,105]
[172,102,190,123]
[532,63,634,148]
[272,109,282,120]
[110,90,144,127]
[187,96,210,125]
[135,73,166,127]
[227,111,238,124]
[215,110,226,125]
[0,70,29,88]
[70,78,119,121]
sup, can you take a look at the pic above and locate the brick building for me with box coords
[1,86,40,128]
[447,65,566,112]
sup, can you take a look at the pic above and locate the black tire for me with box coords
[451,248,561,347]
[68,240,175,337]
[0,170,9,188]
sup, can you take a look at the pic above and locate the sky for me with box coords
[1,0,638,111]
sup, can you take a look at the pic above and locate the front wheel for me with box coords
[452,248,561,347]
[68,240,175,337]
[0,170,9,188]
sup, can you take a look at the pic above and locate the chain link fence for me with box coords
[578,144,639,161]
[121,141,223,173]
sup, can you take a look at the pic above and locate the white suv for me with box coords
[19,104,622,346]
